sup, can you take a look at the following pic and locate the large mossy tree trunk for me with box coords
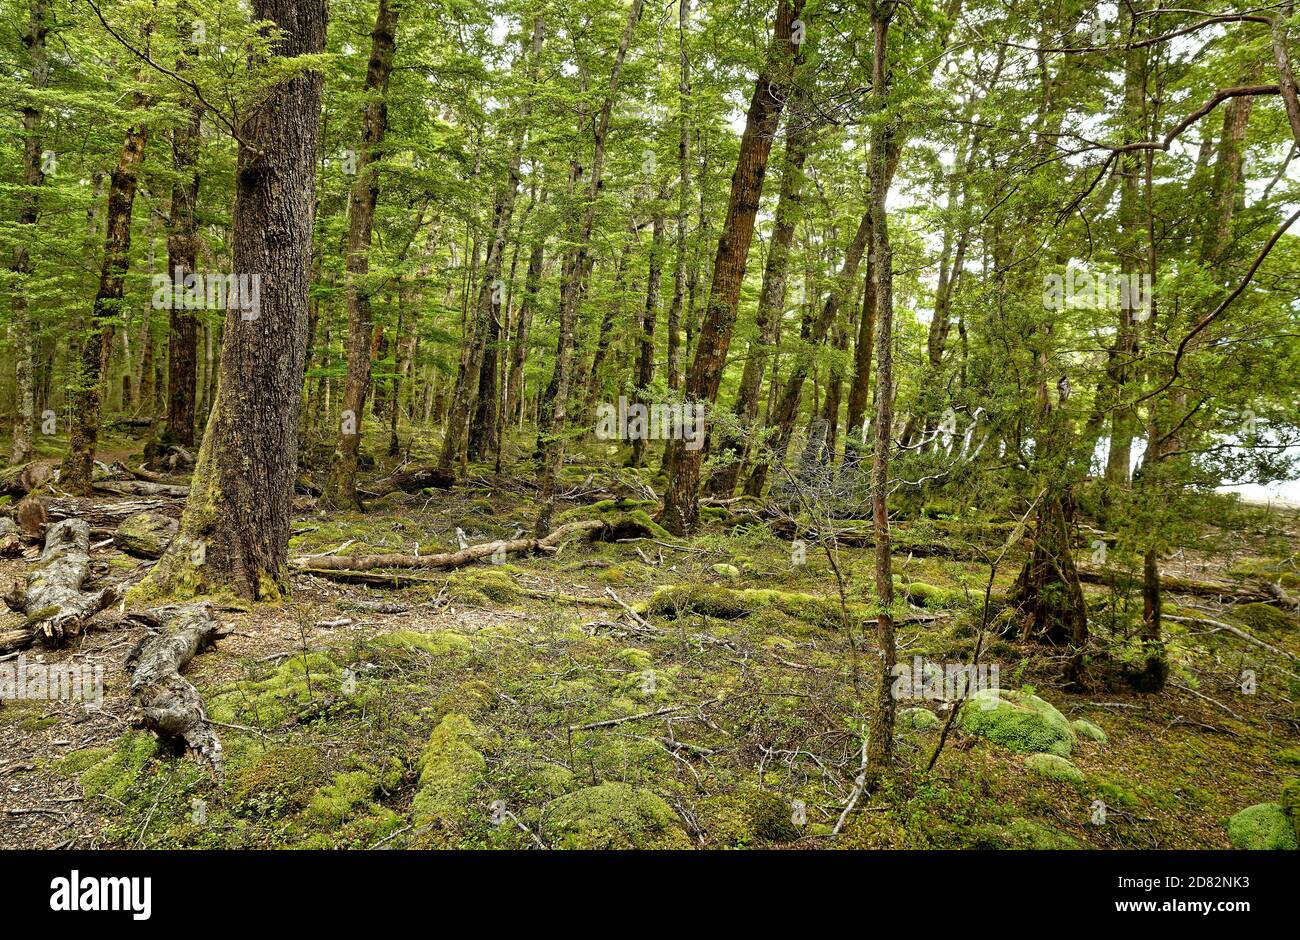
[659,0,805,534]
[322,0,398,511]
[136,0,326,603]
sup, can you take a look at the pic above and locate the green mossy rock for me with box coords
[959,688,1075,757]
[113,512,178,559]
[898,707,942,732]
[711,563,741,582]
[698,786,801,845]
[411,713,487,838]
[1227,803,1299,850]
[1071,719,1107,743]
[1281,779,1300,842]
[1279,748,1300,767]
[1232,603,1299,634]
[1024,753,1085,784]
[369,629,472,657]
[542,782,690,850]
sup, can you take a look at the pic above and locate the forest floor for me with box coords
[2,432,1299,850]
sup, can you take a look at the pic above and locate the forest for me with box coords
[0,0,1298,858]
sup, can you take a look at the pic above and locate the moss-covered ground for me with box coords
[2,444,1297,850]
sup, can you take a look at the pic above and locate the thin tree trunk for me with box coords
[665,0,692,394]
[322,0,398,510]
[630,188,667,468]
[9,0,48,466]
[165,102,202,447]
[659,0,805,534]
[61,83,149,493]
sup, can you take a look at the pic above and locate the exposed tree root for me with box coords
[0,519,120,652]
[124,603,224,779]
[363,463,455,497]
[293,519,612,572]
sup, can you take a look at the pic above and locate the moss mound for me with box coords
[448,568,521,604]
[542,782,690,850]
[1001,818,1081,850]
[898,707,942,732]
[1024,753,1085,784]
[1226,803,1299,850]
[231,745,328,814]
[1232,603,1298,634]
[411,713,488,839]
[1071,719,1107,743]
[644,584,840,628]
[698,786,800,845]
[959,688,1075,757]
[1281,779,1300,842]
[369,630,472,658]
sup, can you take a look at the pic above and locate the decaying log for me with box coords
[94,480,191,499]
[0,518,22,557]
[1075,565,1276,602]
[0,519,120,652]
[364,464,456,497]
[40,496,184,526]
[0,460,55,497]
[294,519,611,572]
[125,603,224,779]
[113,511,179,559]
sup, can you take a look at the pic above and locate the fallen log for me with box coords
[0,460,55,497]
[294,519,610,572]
[1075,566,1276,602]
[364,464,455,497]
[124,603,224,779]
[0,519,121,651]
[40,496,184,527]
[94,480,191,499]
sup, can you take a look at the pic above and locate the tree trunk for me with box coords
[863,3,897,793]
[322,0,398,510]
[534,0,644,534]
[9,0,48,467]
[136,0,326,603]
[61,85,149,494]
[630,189,667,468]
[844,266,875,455]
[710,107,813,496]
[441,16,543,474]
[659,0,805,534]
[165,97,202,447]
[506,238,543,427]
[665,0,692,395]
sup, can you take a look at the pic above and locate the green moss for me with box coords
[1025,753,1085,785]
[208,652,343,729]
[231,745,328,815]
[698,785,800,846]
[1278,748,1300,767]
[711,563,741,581]
[1226,803,1299,850]
[56,747,114,777]
[76,732,158,803]
[899,581,969,609]
[542,782,690,850]
[643,584,840,628]
[306,770,381,826]
[1071,719,1107,743]
[1095,779,1139,809]
[898,707,942,732]
[410,713,488,838]
[1232,603,1298,634]
[959,688,1076,757]
[1001,818,1081,850]
[448,568,521,604]
[1281,779,1300,842]
[597,562,652,586]
[369,630,472,657]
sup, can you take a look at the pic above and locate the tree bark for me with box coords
[165,101,202,448]
[659,0,805,534]
[137,0,326,603]
[61,84,149,494]
[9,0,48,467]
[630,189,667,468]
[322,0,399,510]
